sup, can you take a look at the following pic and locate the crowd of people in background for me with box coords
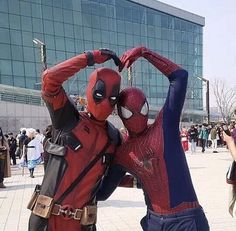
[180,122,236,154]
[0,125,52,187]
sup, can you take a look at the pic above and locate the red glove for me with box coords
[85,49,121,67]
[119,46,148,72]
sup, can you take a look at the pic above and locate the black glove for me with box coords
[100,48,121,67]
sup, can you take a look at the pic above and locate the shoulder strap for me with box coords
[55,139,111,205]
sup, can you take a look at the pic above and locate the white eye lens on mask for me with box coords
[110,96,117,101]
[141,102,149,116]
[121,106,133,119]
[95,92,103,97]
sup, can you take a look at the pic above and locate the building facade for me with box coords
[0,0,205,132]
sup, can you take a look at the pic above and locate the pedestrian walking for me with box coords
[8,132,17,165]
[188,125,198,153]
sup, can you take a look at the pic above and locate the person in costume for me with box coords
[28,49,122,231]
[97,47,209,231]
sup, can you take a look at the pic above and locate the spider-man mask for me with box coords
[118,87,149,136]
[86,67,121,121]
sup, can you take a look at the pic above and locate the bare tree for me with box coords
[212,79,236,123]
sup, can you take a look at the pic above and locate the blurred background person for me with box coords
[210,125,218,153]
[8,132,17,165]
[0,128,11,188]
[188,125,198,154]
[180,126,189,152]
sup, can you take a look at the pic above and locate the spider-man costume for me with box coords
[28,49,122,231]
[97,47,209,230]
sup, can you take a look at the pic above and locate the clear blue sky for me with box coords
[161,0,236,105]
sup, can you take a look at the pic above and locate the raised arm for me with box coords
[119,47,188,124]
[42,49,120,128]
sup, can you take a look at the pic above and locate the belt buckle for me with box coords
[52,204,61,216]
[73,208,83,220]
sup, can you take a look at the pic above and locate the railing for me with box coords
[0,84,44,106]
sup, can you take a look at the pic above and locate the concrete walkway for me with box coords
[1,147,236,231]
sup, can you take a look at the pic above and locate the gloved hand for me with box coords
[85,49,121,67]
[119,46,148,72]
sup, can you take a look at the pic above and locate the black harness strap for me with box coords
[55,139,111,205]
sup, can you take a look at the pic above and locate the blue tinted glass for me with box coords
[63,9,73,24]
[43,20,54,35]
[9,15,21,30]
[14,76,25,88]
[0,0,8,13]
[20,1,31,17]
[64,24,74,38]
[12,61,24,76]
[23,47,35,62]
[11,45,23,61]
[8,0,20,14]
[0,44,11,59]
[22,31,33,46]
[32,18,43,33]
[31,3,42,18]
[24,62,36,77]
[55,36,65,51]
[0,60,12,75]
[1,75,13,85]
[25,77,36,89]
[44,35,55,50]
[0,12,9,28]
[42,6,53,20]
[10,30,22,45]
[0,28,10,43]
[65,38,75,52]
[53,7,63,22]
[54,22,65,36]
[21,16,32,31]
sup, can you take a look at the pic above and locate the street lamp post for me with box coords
[197,76,210,124]
[33,38,47,71]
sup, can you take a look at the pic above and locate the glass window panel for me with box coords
[24,62,36,77]
[12,61,24,76]
[43,20,54,35]
[14,76,25,88]
[8,0,20,14]
[117,20,125,33]
[65,38,75,52]
[0,44,11,59]
[125,22,133,35]
[0,12,9,28]
[126,34,133,47]
[54,22,64,36]
[108,18,116,31]
[0,0,8,12]
[63,0,73,10]
[100,17,108,30]
[42,6,53,20]
[23,47,35,62]
[55,36,65,51]
[32,18,43,33]
[92,29,101,42]
[53,7,63,22]
[45,35,55,50]
[11,45,23,61]
[20,1,31,17]
[66,52,75,59]
[116,6,124,20]
[73,11,82,25]
[74,25,83,39]
[147,26,155,37]
[9,15,21,30]
[25,77,36,89]
[101,31,109,43]
[124,7,132,22]
[117,33,125,46]
[31,3,42,18]
[82,13,92,27]
[1,75,13,85]
[109,32,117,44]
[10,30,22,45]
[83,27,92,41]
[0,60,12,75]
[75,40,84,53]
[91,15,100,29]
[53,0,62,8]
[0,28,10,43]
[174,18,181,30]
[84,41,93,50]
[133,23,140,36]
[64,24,74,38]
[46,49,56,64]
[21,16,32,31]
[148,37,155,49]
[63,9,73,24]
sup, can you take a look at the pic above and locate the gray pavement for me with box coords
[1,146,236,231]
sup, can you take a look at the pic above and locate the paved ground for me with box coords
[1,146,236,231]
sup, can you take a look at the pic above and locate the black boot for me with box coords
[0,182,6,188]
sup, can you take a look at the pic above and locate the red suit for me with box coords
[97,47,209,231]
[28,49,122,231]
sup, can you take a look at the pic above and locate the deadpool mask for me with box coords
[86,67,121,121]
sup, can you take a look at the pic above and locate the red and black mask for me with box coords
[118,87,149,136]
[86,67,121,121]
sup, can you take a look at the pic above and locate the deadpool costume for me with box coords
[97,47,209,231]
[28,49,122,231]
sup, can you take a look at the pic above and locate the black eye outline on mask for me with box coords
[120,106,133,119]
[109,96,118,106]
[93,80,105,103]
[140,101,149,116]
